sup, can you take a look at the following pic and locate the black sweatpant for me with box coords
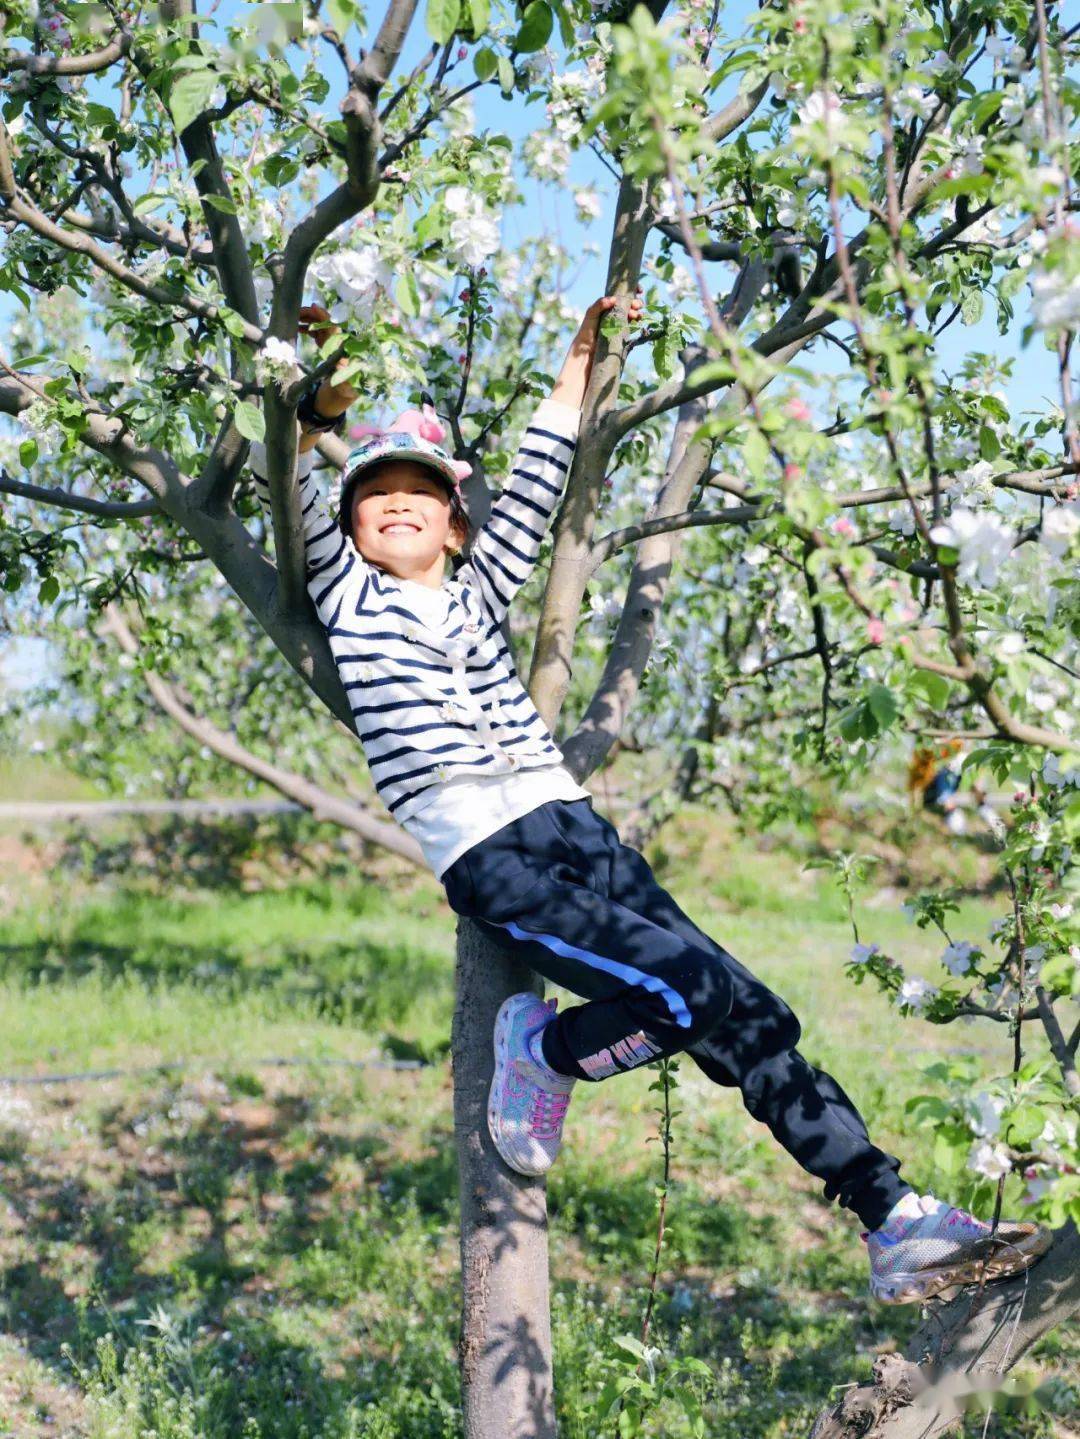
[441,796,909,1231]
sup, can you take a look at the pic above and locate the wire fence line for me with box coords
[0,1054,435,1087]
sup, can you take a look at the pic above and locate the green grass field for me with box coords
[0,804,1074,1437]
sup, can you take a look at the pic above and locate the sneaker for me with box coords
[487,993,576,1177]
[865,1192,1054,1304]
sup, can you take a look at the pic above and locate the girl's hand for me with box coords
[577,290,645,348]
[297,302,360,409]
[550,290,645,409]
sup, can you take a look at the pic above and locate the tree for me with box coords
[1,0,1078,1432]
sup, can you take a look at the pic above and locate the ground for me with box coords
[0,794,1075,1438]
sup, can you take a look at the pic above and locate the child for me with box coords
[249,296,1051,1306]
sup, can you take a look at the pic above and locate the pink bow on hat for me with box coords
[350,403,473,490]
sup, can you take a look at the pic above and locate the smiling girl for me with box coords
[248,295,1050,1306]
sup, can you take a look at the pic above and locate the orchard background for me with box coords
[0,0,1077,1433]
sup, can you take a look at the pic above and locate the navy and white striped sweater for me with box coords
[249,398,581,826]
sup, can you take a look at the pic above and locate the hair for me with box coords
[337,457,473,559]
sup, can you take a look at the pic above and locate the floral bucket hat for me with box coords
[337,404,472,513]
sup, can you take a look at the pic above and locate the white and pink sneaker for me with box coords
[487,993,576,1177]
[865,1191,1053,1304]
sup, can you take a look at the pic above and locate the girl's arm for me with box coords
[461,293,643,626]
[249,305,362,612]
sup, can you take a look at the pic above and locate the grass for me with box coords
[0,803,1074,1437]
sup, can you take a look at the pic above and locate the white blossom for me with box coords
[573,188,603,223]
[1040,505,1080,559]
[942,940,977,977]
[1043,753,1080,789]
[969,1140,1012,1180]
[887,506,917,536]
[893,83,935,123]
[256,336,298,384]
[897,975,938,1013]
[1030,227,1080,332]
[850,942,880,964]
[950,459,995,500]
[309,243,393,323]
[796,89,842,129]
[448,211,500,268]
[929,508,1013,588]
[968,1090,1006,1138]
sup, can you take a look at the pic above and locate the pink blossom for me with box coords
[833,516,855,539]
[457,45,468,59]
[866,618,886,645]
[783,463,802,483]
[785,398,811,423]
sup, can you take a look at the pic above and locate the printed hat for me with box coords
[341,404,473,498]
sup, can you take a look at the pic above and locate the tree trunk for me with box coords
[808,1224,1080,1438]
[452,917,557,1439]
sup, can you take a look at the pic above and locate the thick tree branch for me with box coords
[808,1226,1079,1439]
[0,469,158,519]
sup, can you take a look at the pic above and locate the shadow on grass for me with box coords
[0,1081,918,1439]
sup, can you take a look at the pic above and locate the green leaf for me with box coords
[613,1334,648,1361]
[467,0,490,37]
[132,191,171,215]
[513,0,552,51]
[233,401,265,443]
[497,56,516,93]
[38,574,59,605]
[932,1123,969,1176]
[978,425,1000,461]
[473,46,498,80]
[742,427,769,480]
[326,0,359,36]
[202,192,239,215]
[168,66,220,136]
[395,271,420,318]
[909,670,950,710]
[426,0,461,43]
[960,289,984,326]
[1005,1104,1046,1147]
[866,685,898,731]
[19,438,39,468]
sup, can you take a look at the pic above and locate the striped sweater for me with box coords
[249,398,581,827]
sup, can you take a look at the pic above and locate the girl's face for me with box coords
[349,460,466,579]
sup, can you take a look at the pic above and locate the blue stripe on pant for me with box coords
[441,795,910,1231]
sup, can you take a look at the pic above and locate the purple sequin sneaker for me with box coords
[487,993,576,1177]
[865,1192,1053,1304]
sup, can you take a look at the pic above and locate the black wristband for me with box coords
[297,386,347,435]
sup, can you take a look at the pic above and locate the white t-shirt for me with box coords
[401,760,593,879]
[393,569,593,876]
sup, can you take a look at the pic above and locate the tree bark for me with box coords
[452,918,557,1439]
[808,1225,1080,1439]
